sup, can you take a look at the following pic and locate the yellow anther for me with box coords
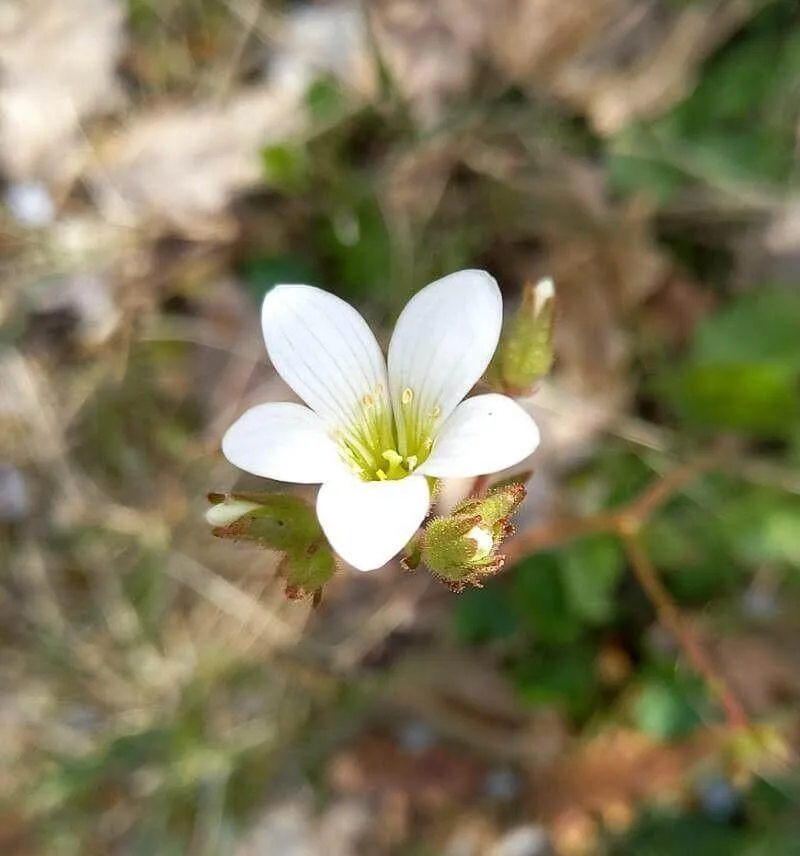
[329,383,435,483]
[431,405,441,419]
[382,449,403,467]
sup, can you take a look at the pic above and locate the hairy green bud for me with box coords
[418,483,526,591]
[490,277,555,395]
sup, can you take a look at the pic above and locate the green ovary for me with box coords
[336,386,439,482]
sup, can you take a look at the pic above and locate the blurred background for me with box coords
[1,0,800,853]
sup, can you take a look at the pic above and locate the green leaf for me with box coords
[633,679,702,741]
[239,256,321,304]
[606,9,800,195]
[560,535,624,625]
[306,78,347,122]
[670,289,800,437]
[610,810,747,856]
[453,586,520,644]
[316,196,392,303]
[721,490,800,567]
[607,135,686,203]
[692,289,800,368]
[748,775,800,823]
[658,363,800,436]
[261,144,309,191]
[511,553,582,645]
[512,643,598,720]
[643,509,743,604]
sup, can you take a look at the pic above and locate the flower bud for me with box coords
[205,497,262,528]
[206,491,335,599]
[419,483,526,591]
[423,514,487,578]
[491,277,555,395]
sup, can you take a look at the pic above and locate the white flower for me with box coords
[221,270,540,571]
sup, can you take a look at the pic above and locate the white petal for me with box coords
[387,270,502,445]
[316,475,430,571]
[419,394,540,478]
[467,525,494,559]
[222,402,345,483]
[532,277,555,316]
[205,499,262,527]
[261,284,388,428]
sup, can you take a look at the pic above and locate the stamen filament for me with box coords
[335,384,436,482]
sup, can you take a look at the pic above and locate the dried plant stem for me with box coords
[506,456,713,565]
[620,530,749,730]
[503,513,617,561]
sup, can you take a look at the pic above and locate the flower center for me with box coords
[334,386,440,482]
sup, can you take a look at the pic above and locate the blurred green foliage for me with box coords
[610,779,800,855]
[658,287,800,437]
[608,2,800,200]
[632,673,705,741]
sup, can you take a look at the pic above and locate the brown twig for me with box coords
[505,456,712,564]
[621,530,749,730]
[503,513,618,563]
[504,455,750,730]
[624,456,714,523]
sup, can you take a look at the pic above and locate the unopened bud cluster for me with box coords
[404,483,527,591]
[490,278,555,395]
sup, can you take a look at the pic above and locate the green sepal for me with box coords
[452,483,527,527]
[423,515,482,578]
[490,470,534,493]
[279,545,336,602]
